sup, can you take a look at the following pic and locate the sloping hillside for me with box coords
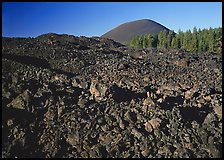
[101,19,169,43]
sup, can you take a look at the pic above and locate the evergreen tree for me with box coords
[167,30,175,49]
[183,29,191,51]
[130,36,138,47]
[190,27,198,52]
[216,35,222,53]
[152,35,158,48]
[177,29,184,48]
[157,31,163,49]
[203,29,209,51]
[171,36,178,49]
[138,36,143,48]
[147,34,154,48]
[208,28,215,52]
[197,30,205,53]
[214,27,222,53]
[161,30,168,48]
[142,35,147,49]
[127,27,222,53]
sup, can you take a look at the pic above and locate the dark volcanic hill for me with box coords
[101,19,170,44]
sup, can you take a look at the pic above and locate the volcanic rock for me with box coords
[2,33,222,158]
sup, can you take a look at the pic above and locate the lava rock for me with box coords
[2,34,222,158]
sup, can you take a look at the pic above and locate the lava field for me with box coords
[2,33,222,158]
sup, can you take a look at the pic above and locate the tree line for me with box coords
[127,27,222,53]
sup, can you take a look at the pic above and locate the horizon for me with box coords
[2,2,222,38]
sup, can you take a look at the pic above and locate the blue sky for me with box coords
[2,2,222,37]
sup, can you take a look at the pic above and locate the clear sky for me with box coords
[2,2,222,38]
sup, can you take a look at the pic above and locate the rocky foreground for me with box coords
[2,33,222,158]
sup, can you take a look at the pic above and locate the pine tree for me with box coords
[153,35,158,48]
[157,31,163,49]
[171,36,178,49]
[130,36,138,47]
[202,29,209,51]
[162,30,168,48]
[214,27,222,53]
[208,28,215,52]
[177,29,184,48]
[142,35,147,49]
[138,36,143,48]
[128,27,221,53]
[190,27,198,52]
[183,29,191,51]
[167,31,175,49]
[146,34,153,48]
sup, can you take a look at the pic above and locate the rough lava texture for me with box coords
[101,19,169,44]
[2,33,222,158]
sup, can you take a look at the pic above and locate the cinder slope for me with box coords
[101,19,170,44]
